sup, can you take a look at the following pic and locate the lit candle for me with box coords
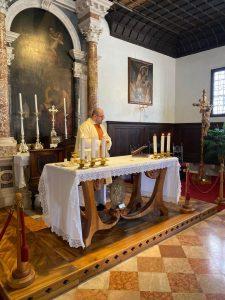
[91,138,97,159]
[153,134,157,154]
[80,137,85,160]
[167,133,171,153]
[101,138,106,158]
[63,98,67,116]
[34,94,38,113]
[161,133,165,153]
[19,93,23,113]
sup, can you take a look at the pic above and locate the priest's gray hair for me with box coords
[92,108,104,116]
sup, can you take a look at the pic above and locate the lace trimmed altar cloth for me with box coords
[39,155,181,248]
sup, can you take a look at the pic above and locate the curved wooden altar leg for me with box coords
[126,173,143,213]
[123,168,168,220]
[81,181,119,247]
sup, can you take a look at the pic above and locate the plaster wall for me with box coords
[175,45,225,123]
[98,20,176,123]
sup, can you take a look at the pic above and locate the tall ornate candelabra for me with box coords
[193,90,213,182]
[49,105,60,148]
[34,111,43,150]
[18,110,28,153]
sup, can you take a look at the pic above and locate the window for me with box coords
[211,67,225,116]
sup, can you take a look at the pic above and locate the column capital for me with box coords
[75,0,113,43]
[6,30,20,45]
[69,49,86,61]
[75,0,112,19]
[0,0,7,14]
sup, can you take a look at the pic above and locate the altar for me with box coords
[39,155,181,248]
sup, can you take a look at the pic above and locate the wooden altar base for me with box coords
[0,199,217,300]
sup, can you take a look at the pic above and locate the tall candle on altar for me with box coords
[153,134,157,154]
[19,93,23,113]
[101,138,106,158]
[80,137,85,160]
[34,94,38,113]
[91,138,97,159]
[167,133,171,153]
[161,133,165,153]
[63,98,67,115]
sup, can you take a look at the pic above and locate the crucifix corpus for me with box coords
[193,89,213,182]
[49,105,60,148]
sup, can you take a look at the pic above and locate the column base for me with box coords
[0,137,17,157]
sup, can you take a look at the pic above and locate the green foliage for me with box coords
[204,123,225,164]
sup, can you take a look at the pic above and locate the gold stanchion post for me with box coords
[8,193,35,289]
[181,163,195,213]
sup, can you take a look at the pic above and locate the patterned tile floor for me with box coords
[56,209,225,300]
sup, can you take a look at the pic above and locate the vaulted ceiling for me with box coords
[105,0,225,58]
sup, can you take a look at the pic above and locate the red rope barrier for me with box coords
[19,210,29,262]
[0,209,14,242]
[188,172,220,194]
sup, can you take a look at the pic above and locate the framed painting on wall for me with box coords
[128,57,153,106]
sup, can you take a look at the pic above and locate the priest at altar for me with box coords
[75,108,112,208]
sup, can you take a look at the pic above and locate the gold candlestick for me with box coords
[153,152,158,159]
[90,158,96,168]
[100,157,107,166]
[78,159,85,169]
[166,151,171,157]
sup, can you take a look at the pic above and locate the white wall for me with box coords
[98,20,176,123]
[176,46,225,123]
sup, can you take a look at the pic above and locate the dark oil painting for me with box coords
[10,8,74,144]
[128,57,153,106]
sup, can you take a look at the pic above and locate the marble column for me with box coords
[69,49,86,133]
[0,2,17,157]
[75,0,113,117]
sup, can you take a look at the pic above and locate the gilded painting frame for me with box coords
[128,57,153,106]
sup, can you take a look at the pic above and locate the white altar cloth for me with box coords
[13,153,30,188]
[39,155,181,248]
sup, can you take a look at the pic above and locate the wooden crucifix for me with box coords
[193,89,213,181]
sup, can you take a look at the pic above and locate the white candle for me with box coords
[101,138,106,158]
[80,137,85,160]
[167,133,171,152]
[153,134,157,154]
[34,94,38,113]
[19,93,23,113]
[91,138,97,159]
[161,133,165,153]
[63,98,67,115]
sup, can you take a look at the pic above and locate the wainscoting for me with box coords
[107,121,223,163]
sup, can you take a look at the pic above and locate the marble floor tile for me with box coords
[182,246,209,259]
[109,271,139,290]
[77,271,109,290]
[196,274,225,294]
[111,256,138,272]
[167,273,202,293]
[188,259,220,274]
[163,258,193,274]
[70,289,108,300]
[159,245,186,258]
[137,245,161,257]
[177,235,203,246]
[160,236,181,246]
[205,294,225,300]
[55,288,77,300]
[138,272,171,292]
[140,291,173,299]
[108,290,140,300]
[137,257,165,272]
[172,292,206,300]
[177,228,198,236]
